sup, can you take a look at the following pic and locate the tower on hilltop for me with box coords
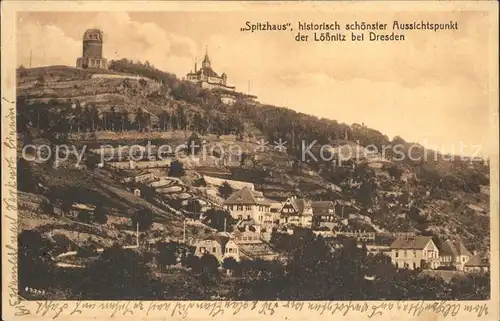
[202,46,211,69]
[76,28,108,69]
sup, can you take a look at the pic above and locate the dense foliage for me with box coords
[18,229,490,300]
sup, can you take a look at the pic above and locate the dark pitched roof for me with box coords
[203,234,230,248]
[200,67,219,78]
[390,236,434,250]
[223,187,271,206]
[465,255,489,267]
[440,240,472,257]
[282,197,313,215]
[312,201,335,216]
[186,66,220,78]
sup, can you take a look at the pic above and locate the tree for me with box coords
[41,200,54,216]
[222,257,238,275]
[203,208,234,231]
[85,153,101,170]
[60,196,74,217]
[131,208,154,232]
[77,244,98,258]
[168,160,185,177]
[51,234,73,255]
[186,199,202,219]
[159,110,170,131]
[135,107,145,132]
[93,205,108,224]
[90,104,99,131]
[80,246,153,299]
[183,254,201,272]
[77,210,91,224]
[18,230,55,292]
[157,242,179,270]
[199,253,219,275]
[17,158,37,193]
[218,182,234,199]
[386,165,403,180]
[187,132,202,155]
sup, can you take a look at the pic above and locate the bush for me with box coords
[131,209,154,232]
[93,206,108,224]
[77,211,92,224]
[77,244,98,258]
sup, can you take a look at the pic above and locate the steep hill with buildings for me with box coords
[16,64,491,255]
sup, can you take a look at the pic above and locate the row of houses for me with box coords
[222,187,358,230]
[390,236,489,273]
[194,223,278,262]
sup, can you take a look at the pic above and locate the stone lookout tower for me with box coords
[76,29,108,69]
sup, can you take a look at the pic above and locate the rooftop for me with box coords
[390,236,434,250]
[440,240,472,257]
[465,255,489,267]
[223,187,272,206]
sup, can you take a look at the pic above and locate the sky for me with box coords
[16,9,496,157]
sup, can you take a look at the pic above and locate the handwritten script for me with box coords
[26,300,490,319]
[2,96,31,317]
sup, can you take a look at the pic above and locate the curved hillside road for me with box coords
[55,244,138,260]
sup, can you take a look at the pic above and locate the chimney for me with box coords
[194,59,197,72]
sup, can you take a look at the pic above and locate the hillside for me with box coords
[16,62,491,255]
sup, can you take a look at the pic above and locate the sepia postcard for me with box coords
[2,1,499,320]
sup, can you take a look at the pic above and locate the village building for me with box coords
[194,234,229,261]
[439,239,473,271]
[223,187,272,224]
[230,225,278,261]
[311,201,337,229]
[390,236,440,270]
[185,49,240,105]
[195,225,277,262]
[184,48,258,105]
[186,49,235,92]
[279,197,313,228]
[463,256,490,273]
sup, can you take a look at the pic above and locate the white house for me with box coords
[223,187,272,224]
[439,239,473,271]
[390,236,440,270]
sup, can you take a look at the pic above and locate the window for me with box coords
[413,250,416,257]
[395,251,399,258]
[228,248,233,253]
[238,215,243,220]
[404,250,407,257]
[246,205,252,210]
[237,205,242,211]
[247,215,250,219]
[200,247,206,253]
[413,262,417,269]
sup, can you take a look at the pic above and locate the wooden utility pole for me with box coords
[136,221,139,247]
[183,219,186,243]
[29,50,32,68]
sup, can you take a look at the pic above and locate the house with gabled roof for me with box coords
[311,201,336,229]
[279,196,313,228]
[390,236,440,270]
[439,239,473,271]
[223,187,272,224]
[464,255,489,273]
[194,234,230,261]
